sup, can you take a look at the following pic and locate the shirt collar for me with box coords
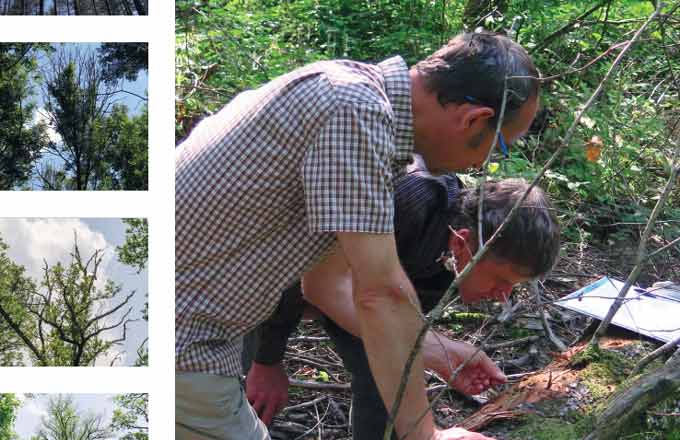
[378,56,415,169]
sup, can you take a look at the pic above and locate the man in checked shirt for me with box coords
[176,31,540,440]
[243,172,560,439]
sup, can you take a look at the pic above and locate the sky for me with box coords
[0,218,148,367]
[26,43,148,190]
[13,393,139,439]
[33,43,148,116]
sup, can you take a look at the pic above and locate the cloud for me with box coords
[15,394,117,438]
[0,219,109,282]
[14,395,49,438]
[32,109,62,145]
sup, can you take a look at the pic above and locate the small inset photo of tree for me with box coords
[0,0,147,15]
[0,43,148,191]
[1,393,148,439]
[0,218,148,367]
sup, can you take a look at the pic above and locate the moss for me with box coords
[510,414,595,440]
[577,347,635,406]
[510,346,675,439]
[569,344,602,369]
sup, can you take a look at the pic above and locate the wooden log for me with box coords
[584,356,680,440]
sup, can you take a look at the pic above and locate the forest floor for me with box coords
[269,237,680,440]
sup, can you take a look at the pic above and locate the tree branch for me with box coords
[590,160,679,347]
[385,3,663,437]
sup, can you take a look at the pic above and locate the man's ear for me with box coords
[462,106,494,129]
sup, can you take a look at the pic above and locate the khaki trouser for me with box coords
[176,371,270,440]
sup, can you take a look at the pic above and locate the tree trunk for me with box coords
[585,356,680,440]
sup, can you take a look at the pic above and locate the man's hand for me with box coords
[434,427,496,440]
[423,335,506,395]
[246,361,289,425]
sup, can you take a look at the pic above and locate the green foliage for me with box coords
[175,0,456,139]
[111,394,148,440]
[175,2,680,437]
[175,1,680,247]
[33,395,110,440]
[0,234,135,366]
[117,218,148,365]
[117,219,148,274]
[97,43,148,84]
[102,105,149,190]
[0,237,37,366]
[37,252,119,366]
[0,394,20,440]
[637,394,680,440]
[313,370,331,382]
[43,48,149,191]
[0,43,149,191]
[0,44,48,189]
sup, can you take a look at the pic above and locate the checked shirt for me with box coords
[175,56,415,376]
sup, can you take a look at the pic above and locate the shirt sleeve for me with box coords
[253,282,307,365]
[302,102,395,234]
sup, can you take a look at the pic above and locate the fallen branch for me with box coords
[287,353,342,371]
[281,396,327,414]
[288,379,350,391]
[484,335,540,350]
[388,4,663,438]
[289,336,330,343]
[648,411,680,417]
[667,347,680,365]
[632,334,680,375]
[531,281,567,352]
[585,355,680,440]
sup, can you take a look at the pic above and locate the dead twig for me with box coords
[531,1,609,54]
[289,379,350,391]
[281,395,327,414]
[632,334,680,375]
[289,336,330,343]
[591,161,679,347]
[484,335,540,350]
[531,281,567,352]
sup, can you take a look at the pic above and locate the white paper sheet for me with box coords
[557,277,680,343]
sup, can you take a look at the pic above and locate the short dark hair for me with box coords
[450,179,560,277]
[415,32,539,126]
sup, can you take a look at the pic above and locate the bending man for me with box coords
[245,172,561,438]
[176,32,540,440]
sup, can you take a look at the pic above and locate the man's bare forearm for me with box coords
[354,280,436,439]
[303,266,457,375]
[333,232,438,439]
